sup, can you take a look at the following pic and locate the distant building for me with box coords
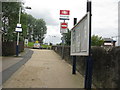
[118,1,120,46]
[103,38,116,46]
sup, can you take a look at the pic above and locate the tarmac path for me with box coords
[3,49,84,88]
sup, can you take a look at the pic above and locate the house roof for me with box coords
[103,38,116,42]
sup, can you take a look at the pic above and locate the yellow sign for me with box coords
[35,41,39,43]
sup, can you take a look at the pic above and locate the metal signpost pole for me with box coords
[62,20,66,59]
[16,7,21,56]
[84,1,93,89]
[62,33,64,59]
[72,18,77,74]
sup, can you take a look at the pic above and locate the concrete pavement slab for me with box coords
[2,48,33,84]
[2,57,22,71]
[3,49,85,88]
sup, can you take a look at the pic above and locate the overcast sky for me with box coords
[24,0,119,44]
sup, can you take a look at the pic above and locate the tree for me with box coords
[2,2,27,41]
[20,13,28,41]
[2,2,47,43]
[33,19,47,43]
[2,1,24,41]
[64,29,71,46]
[91,35,104,46]
[25,15,47,43]
[63,30,104,46]
[27,14,36,42]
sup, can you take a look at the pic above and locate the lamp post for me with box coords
[16,6,31,56]
[16,7,21,56]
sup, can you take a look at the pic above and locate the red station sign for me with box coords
[60,10,70,15]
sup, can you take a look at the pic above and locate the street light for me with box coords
[25,6,31,9]
[16,6,31,56]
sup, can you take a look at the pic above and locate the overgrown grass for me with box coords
[41,44,51,49]
[28,42,51,49]
[28,42,34,47]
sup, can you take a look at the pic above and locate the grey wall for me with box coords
[52,46,120,88]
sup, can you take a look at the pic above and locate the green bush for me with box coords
[41,44,51,49]
[28,42,34,47]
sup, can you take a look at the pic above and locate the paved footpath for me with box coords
[3,49,84,88]
[2,48,32,71]
[2,48,33,84]
[2,57,22,71]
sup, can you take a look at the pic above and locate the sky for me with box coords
[24,0,119,45]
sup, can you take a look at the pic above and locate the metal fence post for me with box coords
[84,1,93,89]
[72,18,77,74]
